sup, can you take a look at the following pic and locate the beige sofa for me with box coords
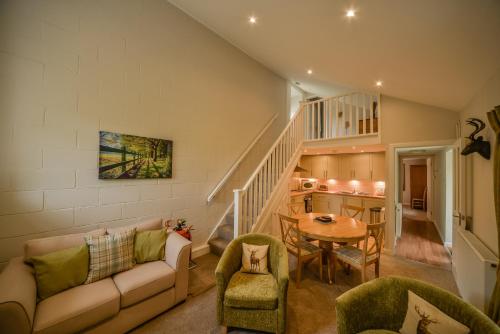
[0,218,192,334]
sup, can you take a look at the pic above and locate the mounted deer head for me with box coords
[461,118,490,159]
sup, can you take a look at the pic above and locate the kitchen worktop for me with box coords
[290,189,385,200]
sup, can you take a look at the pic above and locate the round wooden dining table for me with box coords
[294,212,367,283]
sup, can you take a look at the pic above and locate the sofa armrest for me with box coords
[165,232,192,304]
[0,257,37,334]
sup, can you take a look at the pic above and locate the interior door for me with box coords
[410,165,427,208]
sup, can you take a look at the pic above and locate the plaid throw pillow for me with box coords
[85,228,136,284]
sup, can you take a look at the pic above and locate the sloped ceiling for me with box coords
[168,0,500,111]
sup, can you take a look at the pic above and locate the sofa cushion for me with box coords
[85,228,136,284]
[134,229,168,264]
[112,261,175,308]
[33,278,119,334]
[106,218,163,235]
[25,228,105,260]
[224,272,278,310]
[30,245,89,300]
[358,330,399,334]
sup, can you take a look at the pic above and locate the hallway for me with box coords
[395,206,452,270]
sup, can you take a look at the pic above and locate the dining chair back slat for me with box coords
[340,204,365,220]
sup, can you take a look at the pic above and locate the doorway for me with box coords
[410,165,427,210]
[395,149,453,269]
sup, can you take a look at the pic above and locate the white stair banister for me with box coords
[228,91,380,237]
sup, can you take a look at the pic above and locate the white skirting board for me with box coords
[192,244,211,259]
[452,227,498,312]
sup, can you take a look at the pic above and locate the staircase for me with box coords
[207,91,381,256]
[208,210,234,256]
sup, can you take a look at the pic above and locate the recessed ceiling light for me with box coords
[376,80,383,87]
[346,9,356,17]
[249,16,257,24]
[307,69,313,75]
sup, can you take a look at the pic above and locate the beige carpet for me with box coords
[131,252,458,334]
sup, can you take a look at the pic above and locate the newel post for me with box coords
[233,189,244,239]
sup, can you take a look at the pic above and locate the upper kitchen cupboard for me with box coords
[371,152,385,181]
[340,153,371,181]
[300,152,385,182]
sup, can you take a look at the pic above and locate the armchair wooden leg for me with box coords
[327,254,332,284]
[332,253,336,284]
[361,267,366,283]
[318,254,323,281]
[375,260,380,278]
[296,259,302,288]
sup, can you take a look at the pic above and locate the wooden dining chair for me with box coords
[411,187,427,210]
[332,221,385,283]
[277,213,323,288]
[340,204,365,220]
[287,202,304,216]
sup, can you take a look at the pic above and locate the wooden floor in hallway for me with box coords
[395,206,452,269]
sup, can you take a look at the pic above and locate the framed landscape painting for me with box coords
[99,131,173,179]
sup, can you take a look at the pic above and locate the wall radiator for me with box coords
[452,226,498,312]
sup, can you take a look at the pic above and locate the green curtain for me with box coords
[487,105,500,324]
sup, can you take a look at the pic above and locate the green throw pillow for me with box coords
[30,245,89,300]
[134,229,167,264]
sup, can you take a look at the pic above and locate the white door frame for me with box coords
[385,139,456,253]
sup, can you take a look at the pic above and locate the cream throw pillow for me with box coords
[241,243,269,274]
[400,290,470,334]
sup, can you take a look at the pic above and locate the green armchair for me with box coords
[215,233,289,334]
[336,276,500,334]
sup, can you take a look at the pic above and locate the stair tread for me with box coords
[208,237,230,256]
[209,237,230,247]
[219,224,234,232]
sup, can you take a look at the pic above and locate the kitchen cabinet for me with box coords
[309,192,385,222]
[344,196,363,207]
[328,195,344,215]
[310,156,326,179]
[340,153,371,181]
[299,156,313,178]
[302,152,385,181]
[370,152,385,181]
[325,155,340,179]
[306,155,340,180]
[312,193,330,212]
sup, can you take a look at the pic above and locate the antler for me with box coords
[465,118,485,140]
[415,305,427,318]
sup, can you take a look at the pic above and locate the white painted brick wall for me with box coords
[0,191,44,215]
[44,188,99,210]
[0,0,288,267]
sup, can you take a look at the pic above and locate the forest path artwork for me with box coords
[99,131,172,179]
